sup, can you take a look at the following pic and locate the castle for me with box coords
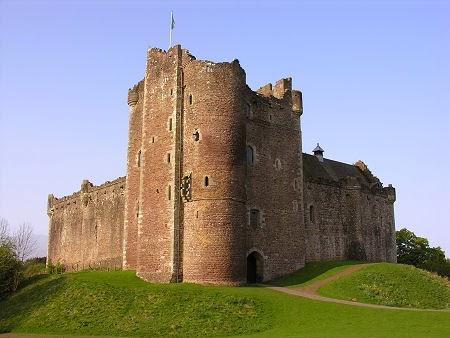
[47,45,397,284]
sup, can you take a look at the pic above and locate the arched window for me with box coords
[275,158,282,170]
[309,205,314,223]
[246,145,255,165]
[204,176,209,187]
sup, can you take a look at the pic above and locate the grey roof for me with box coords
[313,143,324,153]
[303,153,370,185]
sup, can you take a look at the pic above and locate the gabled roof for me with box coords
[303,153,371,185]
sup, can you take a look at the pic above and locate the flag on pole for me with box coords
[169,11,175,48]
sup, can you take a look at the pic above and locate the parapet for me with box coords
[127,80,145,106]
[273,78,292,99]
[48,176,126,211]
[384,184,396,203]
[256,77,302,115]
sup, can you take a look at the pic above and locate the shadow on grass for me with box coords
[0,275,66,333]
[269,260,363,287]
[18,273,51,289]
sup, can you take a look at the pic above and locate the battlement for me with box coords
[48,176,126,212]
[256,77,303,115]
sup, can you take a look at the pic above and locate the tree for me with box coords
[396,228,448,277]
[0,217,10,244]
[0,242,23,299]
[12,222,37,262]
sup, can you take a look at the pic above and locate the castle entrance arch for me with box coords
[246,251,264,283]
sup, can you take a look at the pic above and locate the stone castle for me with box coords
[47,45,397,284]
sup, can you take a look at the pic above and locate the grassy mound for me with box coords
[0,271,271,337]
[319,263,450,309]
[271,260,362,287]
[1,269,449,337]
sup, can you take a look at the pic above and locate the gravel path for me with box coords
[266,264,450,312]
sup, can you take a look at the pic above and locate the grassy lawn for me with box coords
[270,260,362,287]
[319,263,450,309]
[0,269,449,337]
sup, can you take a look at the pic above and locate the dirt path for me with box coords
[266,264,450,312]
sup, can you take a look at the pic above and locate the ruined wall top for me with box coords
[47,176,126,213]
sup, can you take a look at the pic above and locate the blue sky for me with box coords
[1,0,449,256]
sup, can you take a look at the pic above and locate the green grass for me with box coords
[319,263,450,309]
[271,260,362,287]
[0,269,449,337]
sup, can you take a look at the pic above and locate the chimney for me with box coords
[313,143,324,162]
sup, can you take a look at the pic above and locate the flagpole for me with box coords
[169,11,173,49]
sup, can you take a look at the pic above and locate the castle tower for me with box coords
[122,81,144,270]
[181,58,248,284]
[124,45,306,284]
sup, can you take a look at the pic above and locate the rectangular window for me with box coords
[250,209,260,228]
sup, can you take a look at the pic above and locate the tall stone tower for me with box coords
[123,45,305,284]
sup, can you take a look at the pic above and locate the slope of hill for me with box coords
[318,263,450,309]
[1,269,449,337]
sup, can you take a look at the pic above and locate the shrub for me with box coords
[23,257,47,278]
[47,259,65,275]
[0,243,23,300]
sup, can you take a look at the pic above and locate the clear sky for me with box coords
[1,0,449,256]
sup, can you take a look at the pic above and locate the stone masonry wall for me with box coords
[304,180,396,263]
[123,80,144,270]
[47,177,125,270]
[182,57,248,284]
[245,79,305,281]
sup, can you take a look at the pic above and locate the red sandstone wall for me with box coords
[182,59,248,284]
[245,83,305,281]
[123,80,144,269]
[47,177,125,270]
[135,47,184,282]
[303,180,396,263]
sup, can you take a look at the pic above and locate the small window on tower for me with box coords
[137,150,141,168]
[309,205,314,223]
[167,153,171,163]
[246,145,255,165]
[250,209,260,228]
[204,176,209,187]
[294,178,299,190]
[189,94,193,105]
[193,130,200,141]
[275,158,282,170]
[246,103,253,118]
[169,118,173,131]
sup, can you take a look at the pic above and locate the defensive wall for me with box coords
[47,177,126,270]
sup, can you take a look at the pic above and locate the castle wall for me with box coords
[47,177,125,270]
[245,82,305,281]
[135,47,187,282]
[303,179,396,263]
[181,59,248,284]
[123,80,144,270]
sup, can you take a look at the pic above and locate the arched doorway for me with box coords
[246,251,264,283]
